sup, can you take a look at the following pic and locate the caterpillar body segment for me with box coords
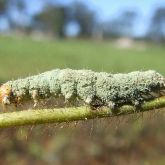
[0,69,165,111]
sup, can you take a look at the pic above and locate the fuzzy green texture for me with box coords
[5,69,165,108]
[0,96,165,128]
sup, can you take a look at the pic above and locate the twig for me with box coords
[0,96,165,128]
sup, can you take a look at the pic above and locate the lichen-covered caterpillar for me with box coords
[0,69,165,111]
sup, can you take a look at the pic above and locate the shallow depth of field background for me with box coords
[0,0,165,165]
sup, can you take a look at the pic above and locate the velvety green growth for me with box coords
[5,69,165,109]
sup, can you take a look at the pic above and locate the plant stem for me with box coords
[0,96,165,128]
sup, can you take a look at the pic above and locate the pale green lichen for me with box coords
[5,69,165,108]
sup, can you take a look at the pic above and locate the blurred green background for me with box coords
[0,0,165,165]
[0,36,165,82]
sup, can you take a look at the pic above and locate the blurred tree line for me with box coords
[0,0,165,42]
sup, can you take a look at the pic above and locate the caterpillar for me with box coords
[0,69,165,111]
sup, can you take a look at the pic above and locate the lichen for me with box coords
[5,69,165,108]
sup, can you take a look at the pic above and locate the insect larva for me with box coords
[0,69,165,111]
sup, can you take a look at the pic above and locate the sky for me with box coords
[25,0,165,36]
[88,0,165,36]
[24,0,165,19]
[1,0,165,36]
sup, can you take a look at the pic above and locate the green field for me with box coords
[0,35,165,82]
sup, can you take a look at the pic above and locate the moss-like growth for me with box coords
[5,69,165,109]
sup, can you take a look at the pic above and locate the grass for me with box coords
[0,35,165,82]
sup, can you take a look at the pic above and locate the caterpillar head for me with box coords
[0,84,12,105]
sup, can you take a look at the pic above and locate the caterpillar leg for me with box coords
[32,90,39,108]
[64,93,74,106]
[132,100,142,112]
[1,96,10,112]
[108,101,116,110]
[86,96,104,110]
[85,97,95,110]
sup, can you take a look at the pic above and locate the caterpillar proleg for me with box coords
[0,69,165,111]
